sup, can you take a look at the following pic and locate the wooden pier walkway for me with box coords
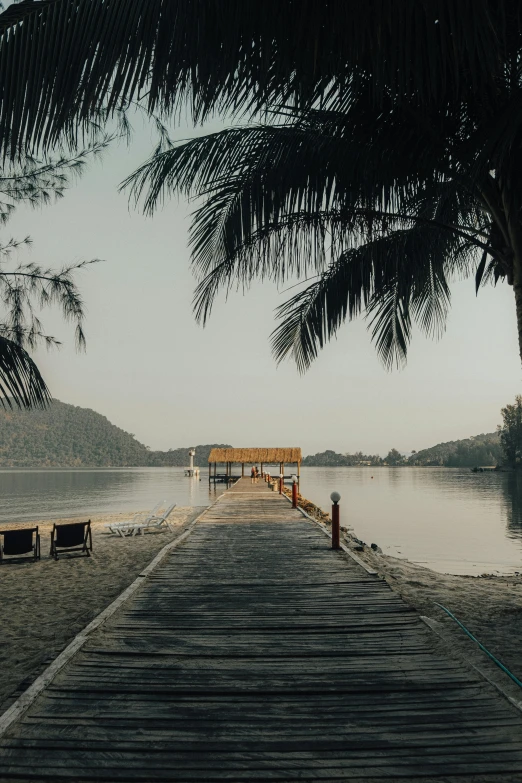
[1,478,522,780]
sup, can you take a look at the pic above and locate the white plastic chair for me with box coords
[105,502,164,537]
[126,503,177,535]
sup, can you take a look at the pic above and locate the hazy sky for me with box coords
[5,115,521,456]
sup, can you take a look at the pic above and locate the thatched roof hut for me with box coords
[208,448,301,465]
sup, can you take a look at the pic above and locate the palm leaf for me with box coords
[0,335,51,408]
[271,220,460,371]
[0,0,517,154]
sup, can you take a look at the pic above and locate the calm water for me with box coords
[1,466,522,575]
[0,468,219,522]
[300,467,522,575]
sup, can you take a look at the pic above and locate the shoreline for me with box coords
[0,465,511,470]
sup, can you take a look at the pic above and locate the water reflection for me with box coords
[0,468,217,523]
[298,467,522,575]
[500,472,522,536]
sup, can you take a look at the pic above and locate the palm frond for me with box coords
[0,0,518,154]
[271,220,462,371]
[270,253,368,373]
[0,335,51,409]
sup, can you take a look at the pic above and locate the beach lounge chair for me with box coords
[0,527,40,563]
[120,503,177,536]
[50,520,92,560]
[105,503,164,537]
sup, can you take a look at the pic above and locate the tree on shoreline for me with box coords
[499,397,522,469]
[384,449,404,466]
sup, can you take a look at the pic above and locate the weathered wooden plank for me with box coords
[1,477,522,781]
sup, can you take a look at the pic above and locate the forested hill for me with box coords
[407,432,502,467]
[303,432,502,468]
[0,401,229,467]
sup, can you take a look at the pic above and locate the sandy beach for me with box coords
[0,506,205,712]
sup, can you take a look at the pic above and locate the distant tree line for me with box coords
[302,450,383,467]
[303,436,503,468]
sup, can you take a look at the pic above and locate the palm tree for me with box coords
[122,93,522,370]
[0,1,518,155]
[1,1,522,374]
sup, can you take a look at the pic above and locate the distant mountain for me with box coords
[0,400,230,468]
[407,432,502,467]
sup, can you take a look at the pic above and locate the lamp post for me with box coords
[291,475,298,508]
[330,491,341,549]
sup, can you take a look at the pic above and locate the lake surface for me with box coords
[1,466,522,575]
[301,467,522,576]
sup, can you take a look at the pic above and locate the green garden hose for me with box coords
[435,602,522,689]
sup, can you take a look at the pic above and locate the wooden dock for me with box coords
[1,478,522,780]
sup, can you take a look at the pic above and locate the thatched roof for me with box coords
[208,448,301,464]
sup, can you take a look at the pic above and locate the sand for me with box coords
[0,506,205,712]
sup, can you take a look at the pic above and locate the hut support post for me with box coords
[297,462,300,485]
[242,463,244,477]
